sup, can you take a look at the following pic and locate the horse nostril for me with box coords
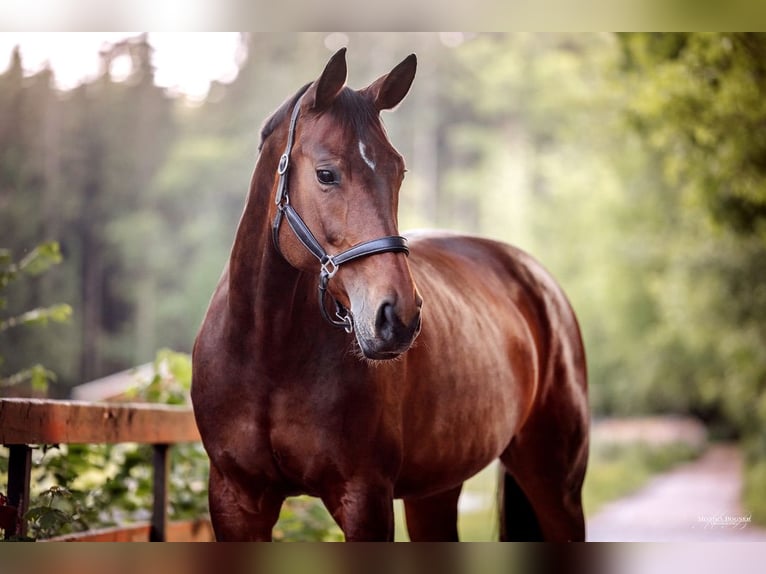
[375,300,397,337]
[375,298,421,344]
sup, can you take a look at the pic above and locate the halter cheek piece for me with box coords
[271,95,410,334]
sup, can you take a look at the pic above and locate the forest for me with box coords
[2,33,766,518]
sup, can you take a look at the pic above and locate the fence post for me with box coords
[5,444,32,539]
[150,443,169,542]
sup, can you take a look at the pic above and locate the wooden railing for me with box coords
[0,398,213,542]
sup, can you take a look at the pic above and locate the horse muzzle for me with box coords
[355,295,423,360]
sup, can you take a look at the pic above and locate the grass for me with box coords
[394,463,500,542]
[742,456,766,526]
[582,440,702,516]
[235,437,707,541]
[391,439,704,541]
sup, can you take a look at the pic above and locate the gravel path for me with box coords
[587,444,766,541]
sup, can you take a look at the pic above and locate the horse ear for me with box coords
[364,53,417,111]
[306,47,347,111]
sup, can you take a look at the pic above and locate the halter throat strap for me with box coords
[271,95,410,333]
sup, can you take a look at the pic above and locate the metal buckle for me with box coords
[338,312,353,334]
[321,257,338,279]
[335,306,354,334]
[277,153,289,175]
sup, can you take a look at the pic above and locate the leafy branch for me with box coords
[0,242,72,392]
[24,486,90,540]
[0,304,74,333]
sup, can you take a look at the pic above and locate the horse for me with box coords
[191,48,589,542]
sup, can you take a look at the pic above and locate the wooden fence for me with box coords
[0,398,213,542]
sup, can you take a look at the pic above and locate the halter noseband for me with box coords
[271,95,410,334]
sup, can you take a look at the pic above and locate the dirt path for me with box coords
[587,444,766,541]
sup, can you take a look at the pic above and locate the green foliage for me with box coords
[620,33,766,235]
[743,458,766,525]
[273,497,343,542]
[124,348,194,406]
[0,304,73,332]
[438,33,766,523]
[741,434,766,525]
[2,348,340,540]
[612,39,766,518]
[26,351,209,538]
[0,242,62,287]
[0,241,72,393]
[0,351,197,540]
[15,441,181,539]
[0,365,56,393]
[24,486,91,539]
[1,36,176,384]
[125,350,210,522]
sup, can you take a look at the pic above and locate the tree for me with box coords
[617,32,766,519]
[0,36,176,387]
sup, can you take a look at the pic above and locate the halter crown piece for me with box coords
[271,95,410,334]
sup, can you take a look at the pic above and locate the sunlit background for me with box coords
[2,32,766,542]
[0,33,242,99]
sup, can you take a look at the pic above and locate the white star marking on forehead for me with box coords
[358,140,376,172]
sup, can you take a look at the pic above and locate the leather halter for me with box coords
[271,95,410,333]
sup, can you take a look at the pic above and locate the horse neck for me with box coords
[227,147,314,347]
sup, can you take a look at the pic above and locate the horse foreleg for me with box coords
[208,463,285,541]
[323,481,395,541]
[403,484,462,541]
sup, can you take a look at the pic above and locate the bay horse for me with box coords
[191,48,589,541]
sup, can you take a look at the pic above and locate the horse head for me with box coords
[269,48,422,360]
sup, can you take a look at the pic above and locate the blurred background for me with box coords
[1,32,765,540]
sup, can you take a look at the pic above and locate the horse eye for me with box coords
[316,169,337,185]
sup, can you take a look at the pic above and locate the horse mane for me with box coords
[258,83,311,152]
[258,83,380,152]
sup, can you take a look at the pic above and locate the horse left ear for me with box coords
[364,53,417,111]
[307,47,348,111]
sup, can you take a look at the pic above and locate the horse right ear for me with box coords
[306,47,348,111]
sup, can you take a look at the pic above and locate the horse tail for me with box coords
[497,468,544,541]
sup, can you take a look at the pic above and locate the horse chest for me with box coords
[264,383,401,491]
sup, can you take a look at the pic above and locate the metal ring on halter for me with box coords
[318,274,354,333]
[320,256,339,279]
[277,153,289,175]
[335,307,353,334]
